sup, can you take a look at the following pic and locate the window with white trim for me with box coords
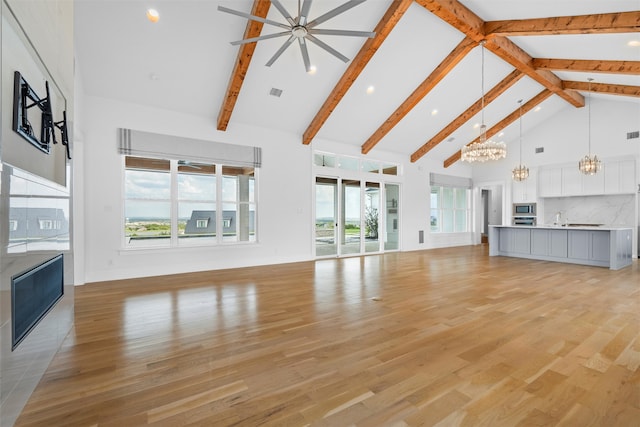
[124,156,256,248]
[430,186,470,233]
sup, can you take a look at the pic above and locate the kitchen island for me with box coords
[488,225,633,270]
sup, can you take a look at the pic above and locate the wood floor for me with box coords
[16,246,640,426]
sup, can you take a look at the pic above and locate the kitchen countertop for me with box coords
[490,224,633,231]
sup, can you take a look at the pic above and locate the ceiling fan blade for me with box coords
[217,6,290,30]
[299,0,313,25]
[305,34,349,63]
[230,31,291,46]
[269,0,296,26]
[265,35,297,67]
[308,29,375,38]
[298,37,312,72]
[307,0,366,28]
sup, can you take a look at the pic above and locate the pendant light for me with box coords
[461,42,507,163]
[578,78,601,175]
[512,99,529,181]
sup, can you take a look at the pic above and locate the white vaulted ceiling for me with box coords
[74,0,640,167]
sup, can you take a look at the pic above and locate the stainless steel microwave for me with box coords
[513,203,536,216]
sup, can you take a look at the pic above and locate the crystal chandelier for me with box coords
[578,78,601,175]
[512,99,529,181]
[462,42,506,163]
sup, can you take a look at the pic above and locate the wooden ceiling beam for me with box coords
[563,81,640,97]
[302,0,413,145]
[533,58,640,75]
[361,36,477,154]
[484,36,584,108]
[443,89,553,168]
[414,0,485,42]
[410,69,524,162]
[217,0,271,131]
[416,1,584,113]
[485,11,640,36]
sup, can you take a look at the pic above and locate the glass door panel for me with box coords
[341,179,361,255]
[365,182,380,253]
[385,183,399,250]
[315,177,337,256]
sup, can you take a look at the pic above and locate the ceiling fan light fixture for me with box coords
[219,0,375,72]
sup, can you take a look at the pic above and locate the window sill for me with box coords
[119,240,259,255]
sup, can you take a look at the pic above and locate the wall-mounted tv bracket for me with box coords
[12,71,71,159]
[53,111,71,159]
[13,71,55,154]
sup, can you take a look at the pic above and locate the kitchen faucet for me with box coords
[554,211,562,226]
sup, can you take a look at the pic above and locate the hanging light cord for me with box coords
[480,42,486,141]
[518,100,523,165]
[587,78,592,155]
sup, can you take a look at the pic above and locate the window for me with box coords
[38,219,62,230]
[430,186,470,233]
[9,220,18,231]
[314,151,399,177]
[124,156,256,248]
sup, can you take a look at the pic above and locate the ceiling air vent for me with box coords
[627,130,639,140]
[269,87,283,98]
[535,147,544,154]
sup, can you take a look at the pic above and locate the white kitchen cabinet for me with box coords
[512,168,537,202]
[582,167,605,195]
[619,159,637,193]
[539,158,636,197]
[538,167,562,197]
[603,158,636,194]
[562,167,582,196]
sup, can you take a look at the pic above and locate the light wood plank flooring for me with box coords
[16,246,640,426]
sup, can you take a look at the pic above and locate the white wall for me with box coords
[78,94,476,283]
[80,95,315,282]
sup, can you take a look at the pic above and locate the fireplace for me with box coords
[11,254,64,350]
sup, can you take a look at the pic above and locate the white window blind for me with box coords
[118,128,261,168]
[429,173,472,189]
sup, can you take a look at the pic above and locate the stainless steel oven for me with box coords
[513,217,536,226]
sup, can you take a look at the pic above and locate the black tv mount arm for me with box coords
[53,111,71,159]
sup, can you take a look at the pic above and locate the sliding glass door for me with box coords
[341,180,361,255]
[315,177,399,257]
[315,177,337,257]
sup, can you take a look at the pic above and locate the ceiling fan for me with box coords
[218,0,376,72]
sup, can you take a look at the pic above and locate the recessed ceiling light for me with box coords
[307,65,317,75]
[627,40,640,47]
[146,8,159,23]
[473,123,480,129]
[366,85,375,95]
[498,132,505,137]
[534,106,542,112]
[431,109,438,116]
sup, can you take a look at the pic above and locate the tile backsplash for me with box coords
[543,195,635,227]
